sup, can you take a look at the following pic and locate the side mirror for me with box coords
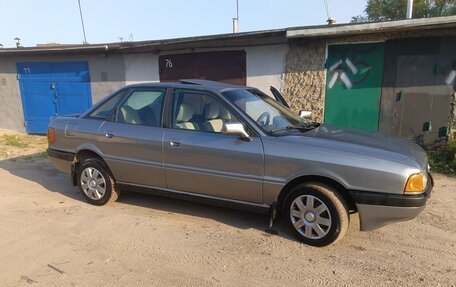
[222,123,251,141]
[299,110,312,119]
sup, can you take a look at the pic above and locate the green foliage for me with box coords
[37,151,48,159]
[427,140,456,175]
[351,0,456,23]
[0,134,29,149]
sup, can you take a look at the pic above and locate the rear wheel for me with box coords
[283,182,349,247]
[77,158,119,205]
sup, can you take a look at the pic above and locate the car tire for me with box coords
[77,158,119,206]
[283,182,349,247]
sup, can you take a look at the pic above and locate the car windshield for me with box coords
[222,89,314,134]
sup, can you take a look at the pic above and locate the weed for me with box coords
[428,140,456,175]
[1,134,29,148]
[38,151,48,158]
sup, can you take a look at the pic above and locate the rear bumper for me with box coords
[351,175,433,231]
[47,148,74,174]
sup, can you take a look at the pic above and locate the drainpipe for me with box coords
[406,0,414,19]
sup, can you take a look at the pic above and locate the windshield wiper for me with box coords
[307,121,321,128]
[271,122,321,133]
[271,125,312,133]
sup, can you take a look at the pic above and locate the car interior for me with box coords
[173,91,239,133]
[116,90,165,127]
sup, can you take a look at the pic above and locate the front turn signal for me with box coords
[47,127,55,144]
[405,173,427,193]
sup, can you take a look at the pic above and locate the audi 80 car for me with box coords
[47,79,433,246]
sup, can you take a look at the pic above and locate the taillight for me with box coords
[47,127,55,144]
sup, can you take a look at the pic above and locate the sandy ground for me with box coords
[0,130,455,287]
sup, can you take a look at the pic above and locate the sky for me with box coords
[0,0,366,48]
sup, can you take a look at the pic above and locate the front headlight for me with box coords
[404,173,428,193]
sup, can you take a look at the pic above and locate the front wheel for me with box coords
[77,158,119,205]
[283,183,349,247]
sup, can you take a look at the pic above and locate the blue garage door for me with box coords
[16,61,92,134]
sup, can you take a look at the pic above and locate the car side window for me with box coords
[89,90,125,119]
[173,89,240,133]
[116,89,166,127]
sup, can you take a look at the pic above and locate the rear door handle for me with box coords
[169,141,180,147]
[105,133,114,138]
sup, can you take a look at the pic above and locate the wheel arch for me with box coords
[75,149,104,163]
[276,175,356,212]
[72,148,112,186]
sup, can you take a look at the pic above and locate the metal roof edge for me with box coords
[286,16,456,38]
[0,29,287,56]
[119,28,287,50]
[0,44,117,55]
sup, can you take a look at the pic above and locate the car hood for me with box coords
[288,124,428,170]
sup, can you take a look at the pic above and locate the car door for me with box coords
[163,88,264,203]
[97,88,168,188]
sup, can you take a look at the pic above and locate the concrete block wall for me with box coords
[0,57,25,132]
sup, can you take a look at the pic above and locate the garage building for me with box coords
[0,16,455,148]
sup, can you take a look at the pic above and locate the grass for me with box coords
[0,134,29,148]
[38,151,48,158]
[427,140,456,175]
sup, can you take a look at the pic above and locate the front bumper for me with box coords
[350,175,433,231]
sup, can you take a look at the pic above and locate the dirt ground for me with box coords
[0,130,455,287]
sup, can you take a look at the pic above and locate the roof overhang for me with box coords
[118,29,287,54]
[0,29,287,56]
[287,15,456,39]
[0,44,119,57]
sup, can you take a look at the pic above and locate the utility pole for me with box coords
[232,0,239,33]
[78,0,88,44]
[406,0,414,19]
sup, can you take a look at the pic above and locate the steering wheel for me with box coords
[256,112,271,127]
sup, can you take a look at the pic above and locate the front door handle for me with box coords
[105,133,114,138]
[169,141,180,147]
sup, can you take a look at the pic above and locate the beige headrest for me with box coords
[220,108,232,121]
[205,104,220,120]
[176,103,194,122]
[121,105,141,124]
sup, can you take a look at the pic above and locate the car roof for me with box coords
[125,79,251,93]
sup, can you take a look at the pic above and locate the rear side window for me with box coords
[89,91,125,119]
[115,89,166,127]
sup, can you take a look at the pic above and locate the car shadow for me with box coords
[0,153,293,241]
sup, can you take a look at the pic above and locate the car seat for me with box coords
[120,105,142,125]
[175,103,198,130]
[202,104,224,132]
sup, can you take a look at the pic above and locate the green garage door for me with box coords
[324,43,385,131]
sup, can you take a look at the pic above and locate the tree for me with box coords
[351,0,456,23]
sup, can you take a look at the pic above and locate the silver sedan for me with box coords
[47,80,432,247]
